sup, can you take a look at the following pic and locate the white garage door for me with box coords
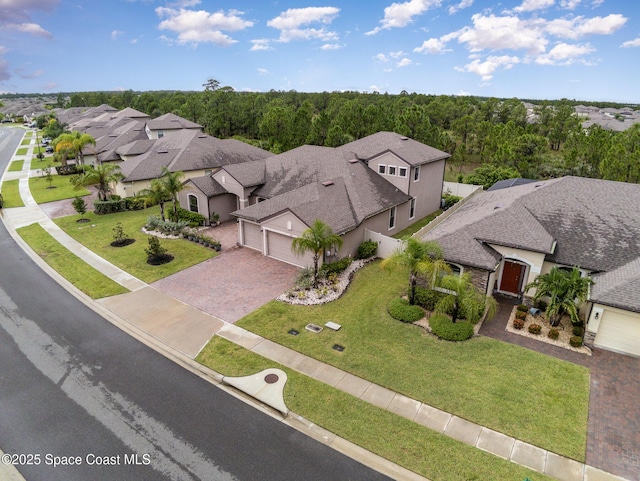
[242,222,262,251]
[594,310,640,357]
[266,231,312,267]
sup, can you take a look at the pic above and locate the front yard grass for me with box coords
[54,208,217,283]
[29,174,90,203]
[197,338,557,481]
[31,158,61,171]
[0,180,24,207]
[236,261,590,461]
[8,160,24,172]
[17,224,129,299]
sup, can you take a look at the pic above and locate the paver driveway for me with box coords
[152,246,299,323]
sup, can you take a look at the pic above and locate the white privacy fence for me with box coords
[364,229,406,259]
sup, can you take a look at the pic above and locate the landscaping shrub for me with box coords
[548,328,560,340]
[570,336,583,348]
[528,324,542,335]
[429,313,474,341]
[572,326,584,337]
[414,286,445,311]
[124,196,146,211]
[515,310,527,320]
[145,215,188,236]
[535,299,548,312]
[442,194,461,210]
[512,319,525,330]
[94,198,127,215]
[177,207,206,227]
[356,240,378,259]
[145,236,173,265]
[388,298,425,323]
[516,304,529,312]
[320,257,353,276]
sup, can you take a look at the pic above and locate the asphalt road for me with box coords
[0,127,391,481]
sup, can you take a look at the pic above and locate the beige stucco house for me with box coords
[423,176,640,357]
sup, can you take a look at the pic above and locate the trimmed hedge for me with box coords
[177,207,206,227]
[413,286,446,311]
[429,313,474,341]
[570,336,583,348]
[356,240,378,259]
[388,298,425,323]
[320,257,353,276]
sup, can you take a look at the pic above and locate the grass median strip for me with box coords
[29,174,90,203]
[197,337,557,481]
[16,223,128,299]
[8,160,24,172]
[0,180,24,207]
[237,261,590,461]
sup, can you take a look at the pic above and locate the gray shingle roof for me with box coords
[487,178,537,191]
[188,176,228,197]
[232,144,411,234]
[338,131,450,166]
[591,258,640,313]
[146,113,202,131]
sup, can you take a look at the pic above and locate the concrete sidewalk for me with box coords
[0,131,630,481]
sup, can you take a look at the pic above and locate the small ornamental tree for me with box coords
[145,236,172,265]
[72,196,87,220]
[291,220,343,288]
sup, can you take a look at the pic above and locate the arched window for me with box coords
[188,194,199,213]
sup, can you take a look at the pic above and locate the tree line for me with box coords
[35,87,640,186]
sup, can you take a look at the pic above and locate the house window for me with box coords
[413,166,420,182]
[389,206,396,230]
[399,167,407,178]
[409,198,416,219]
[378,164,386,175]
[388,166,397,176]
[157,130,164,138]
[447,263,462,276]
[188,194,198,213]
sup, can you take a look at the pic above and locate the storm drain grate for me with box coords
[332,344,345,352]
[288,329,299,336]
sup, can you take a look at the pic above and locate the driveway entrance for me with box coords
[152,246,298,323]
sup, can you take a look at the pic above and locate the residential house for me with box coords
[182,132,449,267]
[422,176,640,357]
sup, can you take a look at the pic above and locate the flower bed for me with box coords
[505,306,591,355]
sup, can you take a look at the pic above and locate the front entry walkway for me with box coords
[480,298,640,480]
[152,246,299,323]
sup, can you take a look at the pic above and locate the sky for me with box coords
[1,0,639,103]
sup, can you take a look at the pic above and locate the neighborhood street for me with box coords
[0,128,391,481]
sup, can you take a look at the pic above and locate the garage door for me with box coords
[242,222,262,251]
[266,231,312,267]
[594,310,640,357]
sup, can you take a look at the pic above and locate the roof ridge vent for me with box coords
[348,158,359,164]
[157,149,168,154]
[322,180,334,186]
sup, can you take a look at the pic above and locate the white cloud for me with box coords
[366,0,441,35]
[457,90,471,96]
[545,14,627,39]
[374,53,390,62]
[111,30,124,41]
[8,22,53,38]
[621,38,640,48]
[513,0,555,13]
[559,0,581,9]
[250,39,272,51]
[257,68,269,76]
[156,7,253,46]
[320,43,342,50]
[397,57,413,67]
[457,55,520,80]
[370,85,381,92]
[267,7,340,43]
[389,50,406,58]
[15,67,44,79]
[449,0,474,15]
[414,37,449,53]
[535,42,595,64]
[457,14,548,55]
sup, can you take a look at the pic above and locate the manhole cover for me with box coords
[264,373,279,384]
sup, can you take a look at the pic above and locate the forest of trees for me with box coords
[17,86,640,186]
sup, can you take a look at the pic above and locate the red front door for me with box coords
[500,260,525,294]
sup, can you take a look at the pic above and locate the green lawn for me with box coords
[236,261,590,461]
[0,180,24,207]
[29,174,90,203]
[20,138,31,145]
[16,224,129,299]
[16,147,28,156]
[197,338,557,481]
[8,160,24,172]
[30,158,61,171]
[54,208,217,283]
[393,210,442,238]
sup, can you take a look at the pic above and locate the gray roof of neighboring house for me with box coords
[591,258,640,313]
[146,113,202,131]
[221,160,266,187]
[425,176,640,311]
[487,178,537,191]
[119,130,272,182]
[233,144,412,234]
[187,175,228,197]
[338,131,450,166]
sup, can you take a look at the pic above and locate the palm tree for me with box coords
[71,163,124,201]
[291,220,343,288]
[140,178,171,221]
[159,168,184,222]
[381,238,450,305]
[435,273,498,323]
[525,266,593,326]
[54,132,96,165]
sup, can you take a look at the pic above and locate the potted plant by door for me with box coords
[210,212,220,226]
